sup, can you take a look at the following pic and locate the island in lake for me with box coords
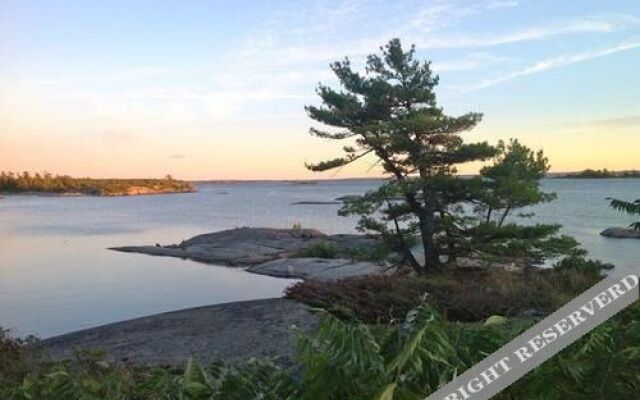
[0,171,195,196]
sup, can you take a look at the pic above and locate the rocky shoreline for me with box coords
[40,228,387,365]
[43,226,533,366]
[42,299,318,367]
[110,227,387,280]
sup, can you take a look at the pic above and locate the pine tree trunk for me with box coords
[420,209,439,271]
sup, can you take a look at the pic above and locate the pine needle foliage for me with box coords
[609,198,640,230]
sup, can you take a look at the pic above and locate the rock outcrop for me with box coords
[600,227,640,239]
[43,299,318,366]
[111,227,382,279]
[247,257,386,280]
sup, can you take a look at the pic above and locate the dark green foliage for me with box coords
[295,240,342,258]
[464,223,584,265]
[295,301,640,400]
[553,255,610,275]
[609,197,640,230]
[294,239,394,262]
[458,139,582,266]
[286,264,602,323]
[300,304,640,400]
[0,171,195,195]
[0,329,40,384]
[477,139,555,224]
[0,349,297,399]
[503,302,640,400]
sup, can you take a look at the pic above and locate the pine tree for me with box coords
[306,39,582,272]
[305,39,495,271]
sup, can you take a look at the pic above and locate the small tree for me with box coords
[609,198,640,231]
[464,139,582,266]
[306,39,581,272]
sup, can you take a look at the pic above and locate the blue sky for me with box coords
[1,0,639,179]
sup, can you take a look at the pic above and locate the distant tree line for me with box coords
[0,171,194,195]
[564,169,640,178]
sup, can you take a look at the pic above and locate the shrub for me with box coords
[286,264,603,323]
[504,301,640,399]
[0,351,295,400]
[0,329,40,385]
[295,240,341,258]
[295,302,640,400]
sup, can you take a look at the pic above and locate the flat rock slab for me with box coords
[248,257,384,280]
[111,227,378,268]
[600,227,640,239]
[42,299,318,367]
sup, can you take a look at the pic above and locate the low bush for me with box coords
[295,240,342,258]
[0,329,40,385]
[286,262,603,323]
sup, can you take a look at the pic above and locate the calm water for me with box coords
[0,179,638,337]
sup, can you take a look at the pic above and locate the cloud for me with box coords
[416,13,639,49]
[460,38,640,90]
[591,115,640,128]
[559,115,640,130]
[167,154,186,159]
[195,4,637,120]
[433,52,511,72]
[27,3,640,124]
[486,0,520,9]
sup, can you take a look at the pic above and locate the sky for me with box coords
[1,0,639,180]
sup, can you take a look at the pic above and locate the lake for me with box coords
[0,178,638,337]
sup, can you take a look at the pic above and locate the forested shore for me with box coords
[559,169,640,178]
[0,172,195,196]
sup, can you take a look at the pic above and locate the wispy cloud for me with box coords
[486,0,520,9]
[557,115,640,130]
[461,38,640,90]
[417,13,639,49]
[590,115,640,128]
[434,52,511,72]
[28,2,640,124]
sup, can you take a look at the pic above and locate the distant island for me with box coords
[0,171,196,196]
[557,169,640,179]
